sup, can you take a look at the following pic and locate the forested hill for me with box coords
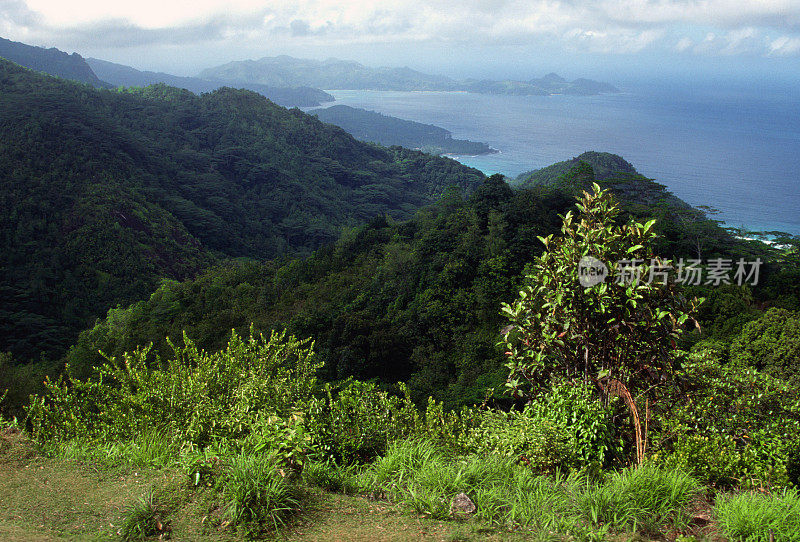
[86,57,335,107]
[515,151,638,186]
[61,164,767,407]
[313,105,496,155]
[514,151,693,210]
[0,36,111,88]
[0,58,484,361]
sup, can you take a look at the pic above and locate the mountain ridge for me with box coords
[198,55,619,96]
[0,36,111,88]
[86,57,335,107]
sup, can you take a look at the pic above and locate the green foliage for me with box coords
[500,184,700,399]
[302,459,365,494]
[222,451,301,534]
[120,485,178,541]
[527,152,635,181]
[0,57,485,363]
[365,438,701,535]
[307,380,419,463]
[714,488,800,542]
[576,464,701,533]
[464,380,620,471]
[731,307,800,382]
[314,105,494,155]
[62,177,574,407]
[50,429,180,469]
[655,347,800,489]
[26,328,320,450]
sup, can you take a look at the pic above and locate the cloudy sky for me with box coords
[2,0,800,82]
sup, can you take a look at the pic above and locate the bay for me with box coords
[318,85,800,235]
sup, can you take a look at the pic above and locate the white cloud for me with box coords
[768,35,800,55]
[3,0,800,57]
[674,36,693,52]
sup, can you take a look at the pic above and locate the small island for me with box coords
[314,105,496,155]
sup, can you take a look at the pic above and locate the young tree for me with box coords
[500,184,702,463]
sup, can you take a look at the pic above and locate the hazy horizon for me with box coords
[2,1,799,88]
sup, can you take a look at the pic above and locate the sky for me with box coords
[2,0,800,84]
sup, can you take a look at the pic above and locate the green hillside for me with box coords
[0,36,110,88]
[0,58,485,361]
[60,164,782,407]
[313,105,495,155]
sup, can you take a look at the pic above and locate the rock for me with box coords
[450,492,476,516]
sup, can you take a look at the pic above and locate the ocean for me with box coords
[316,83,800,235]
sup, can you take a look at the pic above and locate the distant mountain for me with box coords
[86,58,334,107]
[462,75,618,96]
[313,105,496,155]
[0,36,111,88]
[0,58,485,360]
[199,55,459,91]
[198,55,618,96]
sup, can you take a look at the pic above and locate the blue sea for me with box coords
[317,83,800,235]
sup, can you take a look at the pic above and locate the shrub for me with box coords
[655,349,800,489]
[306,380,421,463]
[500,184,700,402]
[730,307,800,382]
[26,328,320,450]
[302,459,364,494]
[465,408,573,472]
[464,380,621,472]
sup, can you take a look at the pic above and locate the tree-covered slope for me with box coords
[64,177,574,401]
[86,57,335,107]
[313,105,495,155]
[62,166,779,407]
[515,151,638,186]
[0,59,485,360]
[514,151,693,210]
[0,36,111,88]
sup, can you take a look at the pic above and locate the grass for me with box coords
[222,451,302,534]
[48,429,180,469]
[714,487,800,541]
[576,463,702,533]
[120,486,166,541]
[302,459,365,495]
[359,439,704,538]
[0,428,718,541]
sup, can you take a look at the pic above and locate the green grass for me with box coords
[576,463,702,533]
[715,488,800,541]
[48,429,180,469]
[302,459,365,495]
[222,451,302,534]
[120,487,162,541]
[363,441,702,538]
